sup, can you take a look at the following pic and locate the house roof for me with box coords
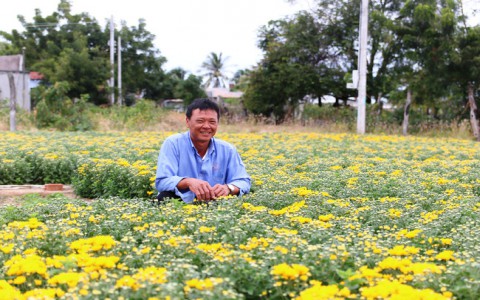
[30,71,44,80]
[207,88,243,99]
[0,55,23,72]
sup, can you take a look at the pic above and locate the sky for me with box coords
[0,0,315,76]
[1,0,478,77]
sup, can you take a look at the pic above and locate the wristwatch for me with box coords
[227,184,235,195]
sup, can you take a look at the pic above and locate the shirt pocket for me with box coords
[212,163,225,182]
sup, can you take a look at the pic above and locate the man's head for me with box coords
[186,98,220,121]
[186,98,220,144]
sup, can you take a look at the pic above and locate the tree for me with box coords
[116,19,167,101]
[0,0,110,104]
[391,0,463,134]
[244,1,406,121]
[200,52,229,88]
[35,34,109,103]
[232,69,251,91]
[449,25,480,139]
[161,68,206,105]
[0,0,180,106]
[174,74,207,106]
[244,12,340,122]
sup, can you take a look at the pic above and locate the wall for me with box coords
[0,72,31,111]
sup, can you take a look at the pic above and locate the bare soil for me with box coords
[0,185,83,207]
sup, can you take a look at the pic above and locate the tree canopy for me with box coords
[1,0,479,130]
[0,0,204,105]
[243,0,480,124]
[200,52,230,89]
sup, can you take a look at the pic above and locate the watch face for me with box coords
[228,184,235,192]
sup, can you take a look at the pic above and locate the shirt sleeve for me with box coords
[155,138,185,193]
[227,147,251,196]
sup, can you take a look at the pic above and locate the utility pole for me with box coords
[357,0,369,134]
[109,16,115,105]
[22,47,28,112]
[8,73,16,132]
[118,36,122,106]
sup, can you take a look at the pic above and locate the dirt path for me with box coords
[0,185,81,206]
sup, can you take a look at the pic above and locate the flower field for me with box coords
[1,131,480,299]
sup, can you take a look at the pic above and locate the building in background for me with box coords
[0,55,31,111]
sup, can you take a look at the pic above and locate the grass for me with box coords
[1,100,478,141]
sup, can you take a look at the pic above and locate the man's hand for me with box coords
[212,184,230,198]
[178,178,215,201]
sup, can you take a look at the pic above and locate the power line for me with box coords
[24,21,97,28]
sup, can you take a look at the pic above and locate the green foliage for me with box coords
[0,131,165,188]
[200,52,229,88]
[244,13,342,122]
[158,68,207,106]
[241,0,479,127]
[94,99,169,131]
[0,194,79,226]
[0,1,111,103]
[72,158,154,199]
[0,157,33,185]
[31,33,110,104]
[303,104,356,124]
[0,1,194,104]
[243,65,290,122]
[1,132,480,299]
[301,103,472,136]
[0,151,76,185]
[451,26,480,87]
[117,20,168,100]
[34,82,94,131]
[0,205,30,227]
[0,102,35,129]
[173,74,207,106]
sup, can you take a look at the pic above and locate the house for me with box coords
[161,99,184,112]
[206,87,243,103]
[206,87,244,112]
[206,87,245,117]
[0,55,31,111]
[29,71,44,89]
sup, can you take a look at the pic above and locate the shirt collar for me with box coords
[187,131,216,155]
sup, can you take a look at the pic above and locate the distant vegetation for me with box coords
[0,0,479,138]
[0,96,474,140]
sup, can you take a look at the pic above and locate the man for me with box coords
[155,98,251,204]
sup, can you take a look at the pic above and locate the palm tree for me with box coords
[232,68,252,91]
[200,52,229,88]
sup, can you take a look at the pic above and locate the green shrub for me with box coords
[0,100,35,130]
[0,152,77,185]
[93,99,168,131]
[72,158,155,199]
[34,82,94,131]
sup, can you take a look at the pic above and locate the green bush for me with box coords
[34,82,94,131]
[302,103,471,136]
[0,100,35,130]
[0,157,32,184]
[0,152,77,185]
[93,99,168,131]
[72,158,155,199]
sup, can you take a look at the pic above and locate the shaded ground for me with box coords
[0,185,82,206]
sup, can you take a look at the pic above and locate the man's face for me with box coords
[186,108,218,143]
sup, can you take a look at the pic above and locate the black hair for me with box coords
[186,98,220,120]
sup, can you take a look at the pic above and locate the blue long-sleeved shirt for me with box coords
[155,131,251,203]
